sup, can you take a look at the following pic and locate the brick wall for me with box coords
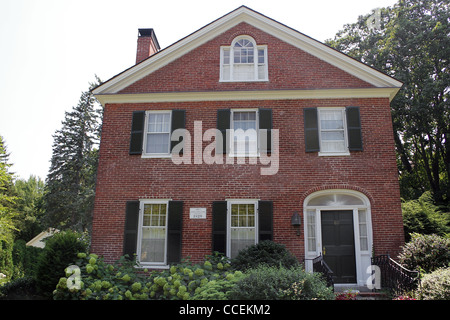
[119,22,374,94]
[91,97,405,263]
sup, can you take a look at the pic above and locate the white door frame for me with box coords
[303,190,373,286]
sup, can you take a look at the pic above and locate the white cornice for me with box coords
[94,87,400,105]
[93,6,402,96]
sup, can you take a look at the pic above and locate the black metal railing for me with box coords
[312,254,334,289]
[371,255,419,293]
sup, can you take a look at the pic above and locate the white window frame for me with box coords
[220,35,268,82]
[226,199,259,259]
[229,108,260,157]
[317,107,350,156]
[142,110,172,158]
[137,199,170,268]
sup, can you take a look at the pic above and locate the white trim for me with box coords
[137,199,170,268]
[92,6,402,96]
[226,199,259,259]
[142,110,172,158]
[220,35,268,82]
[229,108,259,157]
[303,189,373,286]
[317,107,349,155]
[94,87,400,105]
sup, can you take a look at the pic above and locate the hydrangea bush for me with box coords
[53,252,243,300]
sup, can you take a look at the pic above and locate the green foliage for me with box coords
[228,264,334,300]
[53,253,240,300]
[12,239,43,279]
[13,176,45,242]
[326,0,450,204]
[231,240,299,271]
[35,230,88,298]
[402,192,450,241]
[418,267,450,300]
[0,135,18,243]
[398,233,450,273]
[44,77,103,232]
[0,276,39,299]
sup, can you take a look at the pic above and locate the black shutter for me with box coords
[216,109,230,154]
[259,109,272,153]
[167,201,183,264]
[304,108,320,152]
[170,110,186,153]
[346,107,363,151]
[258,201,273,242]
[129,111,145,155]
[123,201,140,259]
[212,201,227,255]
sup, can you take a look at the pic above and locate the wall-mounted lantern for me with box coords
[291,211,301,236]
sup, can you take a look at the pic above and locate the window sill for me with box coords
[318,151,350,157]
[141,154,172,159]
[136,264,169,270]
[219,79,268,83]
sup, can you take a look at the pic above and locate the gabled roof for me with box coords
[93,6,402,101]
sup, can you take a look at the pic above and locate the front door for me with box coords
[321,210,356,283]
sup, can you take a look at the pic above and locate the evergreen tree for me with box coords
[43,78,102,232]
[0,135,18,242]
[326,0,450,205]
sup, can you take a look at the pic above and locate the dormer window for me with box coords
[220,36,268,82]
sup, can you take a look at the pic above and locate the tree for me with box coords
[43,77,103,232]
[13,175,45,241]
[0,135,18,242]
[326,0,450,205]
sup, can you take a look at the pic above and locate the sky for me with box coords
[0,0,399,181]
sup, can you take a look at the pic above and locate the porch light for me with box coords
[291,211,301,236]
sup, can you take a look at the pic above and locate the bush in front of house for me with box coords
[398,233,450,273]
[228,264,334,300]
[53,252,244,300]
[35,230,88,298]
[231,240,299,271]
[418,267,450,300]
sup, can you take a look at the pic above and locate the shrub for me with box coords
[398,233,450,273]
[418,267,450,300]
[53,253,242,300]
[228,265,334,300]
[0,277,39,299]
[231,240,299,271]
[35,230,88,298]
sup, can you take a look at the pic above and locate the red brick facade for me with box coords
[91,7,404,284]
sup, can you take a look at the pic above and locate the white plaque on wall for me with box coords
[189,208,206,219]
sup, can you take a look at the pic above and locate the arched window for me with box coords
[220,36,268,81]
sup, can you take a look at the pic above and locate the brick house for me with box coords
[91,6,404,286]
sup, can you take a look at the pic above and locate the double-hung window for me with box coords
[304,106,362,155]
[231,109,258,156]
[318,108,348,154]
[143,111,172,156]
[138,200,168,266]
[228,200,258,259]
[220,36,268,82]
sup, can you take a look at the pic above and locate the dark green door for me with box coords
[321,210,356,283]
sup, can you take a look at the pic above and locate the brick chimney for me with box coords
[136,28,160,64]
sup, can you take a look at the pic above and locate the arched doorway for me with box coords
[303,190,373,286]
